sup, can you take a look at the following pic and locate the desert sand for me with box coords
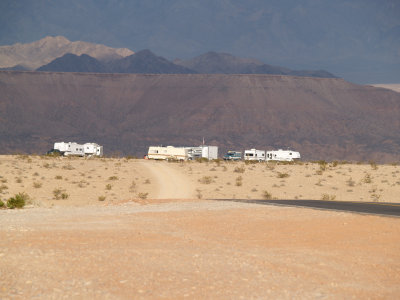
[1,155,399,299]
[371,84,400,93]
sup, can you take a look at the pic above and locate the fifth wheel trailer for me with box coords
[266,149,301,161]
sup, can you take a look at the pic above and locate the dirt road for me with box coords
[139,160,194,199]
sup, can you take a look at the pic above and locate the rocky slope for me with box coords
[0,36,133,70]
[0,71,399,162]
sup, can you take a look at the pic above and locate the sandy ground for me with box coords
[370,84,400,93]
[1,155,400,299]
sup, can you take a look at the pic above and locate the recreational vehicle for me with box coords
[52,142,103,157]
[147,146,188,161]
[54,142,85,156]
[187,145,218,160]
[266,149,301,162]
[83,143,103,157]
[244,149,266,161]
[223,151,242,161]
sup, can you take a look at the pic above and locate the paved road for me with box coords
[214,199,400,217]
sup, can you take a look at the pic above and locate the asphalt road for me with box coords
[215,199,400,217]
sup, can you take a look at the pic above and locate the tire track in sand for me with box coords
[138,160,194,199]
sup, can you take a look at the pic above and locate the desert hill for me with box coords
[0,71,399,162]
[174,52,336,78]
[0,36,133,70]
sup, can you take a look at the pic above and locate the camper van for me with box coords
[147,146,188,161]
[244,149,266,161]
[223,151,242,161]
[266,149,301,162]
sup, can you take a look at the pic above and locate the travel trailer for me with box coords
[223,151,242,161]
[51,142,103,157]
[83,143,103,157]
[244,149,266,161]
[147,146,188,161]
[187,145,218,160]
[266,149,301,162]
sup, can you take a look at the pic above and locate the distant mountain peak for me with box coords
[0,36,134,70]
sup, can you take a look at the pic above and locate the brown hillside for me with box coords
[0,71,399,162]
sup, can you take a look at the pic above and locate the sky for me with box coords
[0,0,399,83]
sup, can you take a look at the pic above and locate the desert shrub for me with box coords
[277,172,290,178]
[108,176,118,181]
[98,195,106,201]
[212,158,222,166]
[195,157,209,163]
[0,178,7,183]
[77,180,88,188]
[105,184,112,190]
[235,176,243,186]
[331,161,339,167]
[7,192,29,209]
[199,176,213,184]
[138,192,148,199]
[144,179,151,184]
[62,164,74,170]
[363,173,372,184]
[33,182,42,188]
[33,172,39,177]
[369,161,378,170]
[15,177,23,183]
[0,184,8,194]
[244,160,258,165]
[196,189,202,199]
[129,180,136,192]
[321,194,336,201]
[346,177,355,187]
[262,190,273,200]
[55,175,63,180]
[234,166,245,173]
[0,200,5,208]
[53,188,68,200]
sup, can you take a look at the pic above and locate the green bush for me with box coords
[7,193,29,209]
[0,200,5,208]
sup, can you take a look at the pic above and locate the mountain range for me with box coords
[1,71,399,162]
[0,36,336,77]
[1,1,398,83]
[36,49,336,78]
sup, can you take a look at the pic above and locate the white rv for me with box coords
[84,143,103,157]
[53,142,103,157]
[147,146,188,161]
[244,149,266,161]
[187,145,218,160]
[266,149,301,162]
[53,142,84,156]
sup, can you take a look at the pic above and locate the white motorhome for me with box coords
[147,146,188,161]
[187,145,218,160]
[244,149,266,161]
[266,149,301,162]
[84,143,103,157]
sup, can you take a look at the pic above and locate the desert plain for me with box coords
[0,155,399,299]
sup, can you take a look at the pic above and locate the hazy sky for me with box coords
[0,0,399,83]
